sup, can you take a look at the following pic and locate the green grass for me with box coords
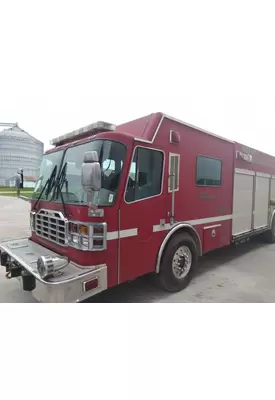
[0,192,33,198]
[0,187,33,192]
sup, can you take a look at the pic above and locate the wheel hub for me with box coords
[172,246,192,279]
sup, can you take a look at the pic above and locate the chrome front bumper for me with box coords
[0,238,107,303]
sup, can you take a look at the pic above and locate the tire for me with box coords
[264,217,275,243]
[157,232,199,292]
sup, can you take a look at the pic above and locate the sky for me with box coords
[1,0,275,153]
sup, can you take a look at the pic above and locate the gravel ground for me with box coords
[0,196,275,303]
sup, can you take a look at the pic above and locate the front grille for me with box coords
[35,209,68,246]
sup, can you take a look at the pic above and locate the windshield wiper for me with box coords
[32,166,57,211]
[51,162,69,218]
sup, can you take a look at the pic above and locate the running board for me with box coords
[232,226,269,244]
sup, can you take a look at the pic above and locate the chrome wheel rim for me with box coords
[172,246,192,279]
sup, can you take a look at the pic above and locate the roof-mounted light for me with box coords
[236,150,252,163]
[50,121,116,146]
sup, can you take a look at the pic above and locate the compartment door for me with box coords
[253,174,270,229]
[232,169,254,235]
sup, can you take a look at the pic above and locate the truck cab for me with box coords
[0,115,177,302]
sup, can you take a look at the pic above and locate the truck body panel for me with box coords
[232,141,275,239]
[2,112,275,302]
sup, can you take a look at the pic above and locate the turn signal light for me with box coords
[79,225,89,235]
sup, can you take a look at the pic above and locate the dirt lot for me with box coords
[0,196,275,303]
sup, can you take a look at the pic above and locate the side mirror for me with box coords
[81,151,102,192]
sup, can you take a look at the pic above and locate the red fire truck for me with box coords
[1,112,275,302]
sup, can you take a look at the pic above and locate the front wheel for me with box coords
[157,232,199,292]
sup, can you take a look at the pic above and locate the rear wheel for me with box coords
[264,217,275,243]
[157,232,199,292]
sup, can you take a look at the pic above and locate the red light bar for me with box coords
[50,121,116,146]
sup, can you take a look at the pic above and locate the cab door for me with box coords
[118,145,167,283]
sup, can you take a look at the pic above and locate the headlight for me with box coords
[68,222,107,251]
[37,255,68,279]
[81,237,89,247]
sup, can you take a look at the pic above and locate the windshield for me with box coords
[55,139,126,206]
[32,150,64,200]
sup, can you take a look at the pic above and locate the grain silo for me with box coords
[0,123,44,187]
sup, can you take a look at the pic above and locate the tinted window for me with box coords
[125,147,163,202]
[196,156,222,186]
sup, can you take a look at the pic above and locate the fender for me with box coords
[155,223,202,274]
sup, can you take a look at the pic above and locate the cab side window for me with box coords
[196,156,222,186]
[125,147,164,203]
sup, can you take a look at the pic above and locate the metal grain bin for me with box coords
[0,123,44,187]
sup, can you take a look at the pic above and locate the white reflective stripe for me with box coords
[120,228,138,238]
[203,224,222,230]
[107,228,138,241]
[107,231,119,240]
[107,215,232,239]
[153,214,233,232]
